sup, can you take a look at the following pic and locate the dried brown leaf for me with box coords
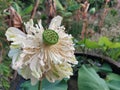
[5,6,23,30]
[45,0,56,22]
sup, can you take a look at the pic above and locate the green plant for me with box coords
[77,63,120,90]
[88,0,117,10]
[76,36,120,61]
[0,62,11,90]
[78,65,109,90]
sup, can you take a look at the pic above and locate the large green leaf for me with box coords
[78,65,109,90]
[20,79,67,90]
[20,80,38,90]
[98,63,112,73]
[106,69,120,90]
[42,79,67,90]
[107,73,120,81]
[107,80,120,90]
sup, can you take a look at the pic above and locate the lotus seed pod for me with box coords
[43,29,59,45]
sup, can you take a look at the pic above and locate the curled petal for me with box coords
[49,16,63,30]
[38,20,44,32]
[5,27,26,41]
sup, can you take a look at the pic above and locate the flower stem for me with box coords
[38,81,42,90]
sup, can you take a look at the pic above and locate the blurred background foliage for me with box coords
[0,0,120,90]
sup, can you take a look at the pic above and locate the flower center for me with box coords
[43,29,59,45]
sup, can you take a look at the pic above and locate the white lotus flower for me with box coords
[5,16,78,85]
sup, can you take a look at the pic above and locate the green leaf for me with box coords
[21,5,33,16]
[99,63,112,73]
[110,9,118,16]
[67,4,80,12]
[98,37,120,49]
[11,2,22,15]
[107,73,120,81]
[107,80,120,90]
[110,43,120,48]
[77,39,99,49]
[20,79,67,90]
[54,0,64,10]
[62,12,72,17]
[106,73,120,90]
[89,0,95,4]
[78,65,109,90]
[84,39,99,49]
[107,48,120,60]
[42,79,67,90]
[0,63,10,76]
[20,81,39,90]
[98,37,113,47]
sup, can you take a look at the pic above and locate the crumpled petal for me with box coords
[45,62,73,82]
[19,66,39,85]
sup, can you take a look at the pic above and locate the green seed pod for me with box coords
[43,29,59,45]
[89,7,96,14]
